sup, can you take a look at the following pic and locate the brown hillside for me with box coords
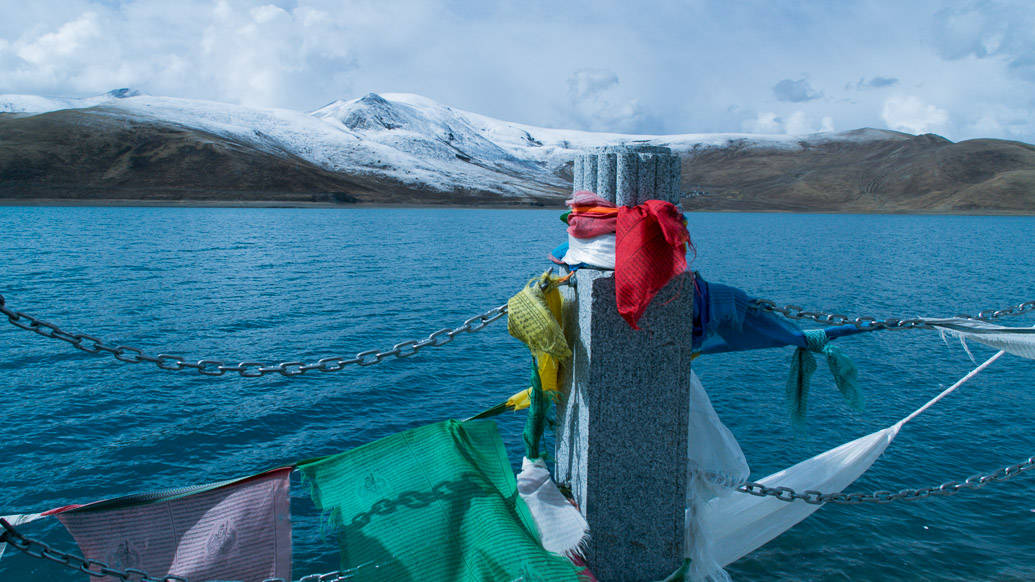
[680,131,1035,213]
[0,108,550,205]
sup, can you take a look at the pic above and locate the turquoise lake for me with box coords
[1,207,1033,581]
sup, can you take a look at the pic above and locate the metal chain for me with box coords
[738,455,1035,505]
[0,294,506,378]
[0,518,364,581]
[4,452,1033,580]
[0,518,187,581]
[288,571,356,582]
[752,298,1035,331]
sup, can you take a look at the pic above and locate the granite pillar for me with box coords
[556,145,691,581]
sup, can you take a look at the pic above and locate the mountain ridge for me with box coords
[1,90,1032,212]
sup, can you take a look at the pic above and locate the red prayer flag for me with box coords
[615,200,690,329]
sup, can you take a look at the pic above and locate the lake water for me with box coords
[1,207,1033,581]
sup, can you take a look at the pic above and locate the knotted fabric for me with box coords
[786,329,864,430]
[615,200,691,329]
[516,457,589,559]
[562,192,618,268]
[507,272,571,361]
[522,359,550,460]
[566,191,617,239]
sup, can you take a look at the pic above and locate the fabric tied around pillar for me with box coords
[615,200,691,329]
[694,276,810,354]
[786,329,864,430]
[507,272,572,362]
[508,270,569,426]
[516,457,590,559]
[522,359,550,460]
[566,191,618,239]
[562,234,615,270]
[505,270,590,561]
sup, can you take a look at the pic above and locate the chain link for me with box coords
[738,455,1035,505]
[0,518,186,581]
[752,298,1035,331]
[4,454,1033,579]
[0,294,506,378]
[0,517,371,581]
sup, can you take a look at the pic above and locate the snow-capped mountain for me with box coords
[0,89,898,200]
[2,89,1031,211]
[0,88,143,114]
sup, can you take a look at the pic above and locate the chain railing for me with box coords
[4,453,1033,580]
[751,298,1035,331]
[0,517,363,581]
[738,454,1035,505]
[5,292,1034,377]
[0,294,506,378]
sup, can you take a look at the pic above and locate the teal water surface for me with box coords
[1,207,1033,581]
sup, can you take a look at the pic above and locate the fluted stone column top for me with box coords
[572,145,682,206]
[592,144,672,154]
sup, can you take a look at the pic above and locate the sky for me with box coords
[1,0,1034,142]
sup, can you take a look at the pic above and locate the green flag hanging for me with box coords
[298,419,580,582]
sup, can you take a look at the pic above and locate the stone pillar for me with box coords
[556,145,692,581]
[573,156,585,192]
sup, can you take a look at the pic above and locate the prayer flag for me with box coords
[298,419,579,582]
[516,457,588,558]
[0,513,43,561]
[615,200,690,329]
[55,467,292,582]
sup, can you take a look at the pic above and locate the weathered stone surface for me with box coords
[576,145,679,206]
[636,153,658,205]
[556,270,693,581]
[596,152,617,202]
[615,152,638,206]
[583,155,599,197]
[557,144,690,580]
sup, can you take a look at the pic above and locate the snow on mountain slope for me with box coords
[376,93,909,170]
[0,88,143,114]
[0,89,907,198]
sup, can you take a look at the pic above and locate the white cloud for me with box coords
[251,4,288,24]
[933,1,1035,82]
[742,111,834,135]
[742,112,781,133]
[1,1,359,107]
[15,11,100,65]
[565,68,647,132]
[881,96,949,135]
[0,0,1033,142]
[962,104,1034,140]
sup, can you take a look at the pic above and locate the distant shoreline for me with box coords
[1,198,1033,216]
[0,198,566,210]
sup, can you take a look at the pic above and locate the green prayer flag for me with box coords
[298,419,579,582]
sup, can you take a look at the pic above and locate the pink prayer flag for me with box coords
[55,467,292,582]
